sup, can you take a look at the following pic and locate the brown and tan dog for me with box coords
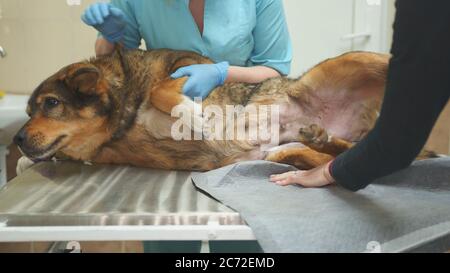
[13,48,434,171]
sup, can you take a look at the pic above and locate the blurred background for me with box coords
[0,0,448,253]
[0,0,395,92]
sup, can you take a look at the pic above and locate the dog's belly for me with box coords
[277,92,380,144]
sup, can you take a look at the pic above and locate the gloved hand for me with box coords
[171,62,230,100]
[81,2,126,43]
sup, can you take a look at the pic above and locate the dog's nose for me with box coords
[14,129,27,146]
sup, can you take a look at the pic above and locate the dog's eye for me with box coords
[44,97,60,110]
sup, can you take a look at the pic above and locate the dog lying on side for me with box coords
[14,48,436,171]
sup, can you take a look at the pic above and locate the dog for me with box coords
[14,47,436,172]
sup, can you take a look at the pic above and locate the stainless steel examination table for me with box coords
[0,162,255,251]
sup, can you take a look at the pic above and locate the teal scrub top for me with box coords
[109,0,292,75]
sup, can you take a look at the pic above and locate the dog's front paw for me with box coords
[298,124,329,147]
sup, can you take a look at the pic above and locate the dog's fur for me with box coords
[14,48,435,171]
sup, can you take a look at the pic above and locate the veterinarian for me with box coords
[81,0,292,100]
[270,0,450,191]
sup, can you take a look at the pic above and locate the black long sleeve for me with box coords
[331,0,450,191]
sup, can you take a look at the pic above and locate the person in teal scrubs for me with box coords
[82,0,291,253]
[82,0,292,100]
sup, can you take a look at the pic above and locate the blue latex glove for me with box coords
[81,2,126,43]
[171,62,230,100]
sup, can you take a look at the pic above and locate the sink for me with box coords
[0,94,29,145]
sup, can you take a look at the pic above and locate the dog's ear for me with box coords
[63,63,102,95]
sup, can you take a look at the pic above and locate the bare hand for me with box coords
[270,161,335,188]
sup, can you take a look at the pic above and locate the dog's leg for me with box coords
[265,146,334,170]
[298,124,354,157]
[150,77,186,113]
[298,124,440,161]
[150,77,205,134]
[148,54,215,135]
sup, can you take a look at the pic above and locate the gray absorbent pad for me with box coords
[191,158,450,253]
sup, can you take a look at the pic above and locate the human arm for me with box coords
[330,0,450,191]
[82,1,142,56]
[95,37,116,56]
[225,65,281,84]
[270,0,450,191]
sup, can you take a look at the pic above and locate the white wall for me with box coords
[385,0,396,52]
[283,0,354,77]
[0,0,98,94]
[284,0,394,77]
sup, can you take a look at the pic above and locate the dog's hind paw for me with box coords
[298,124,329,147]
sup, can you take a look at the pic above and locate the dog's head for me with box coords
[14,62,113,162]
